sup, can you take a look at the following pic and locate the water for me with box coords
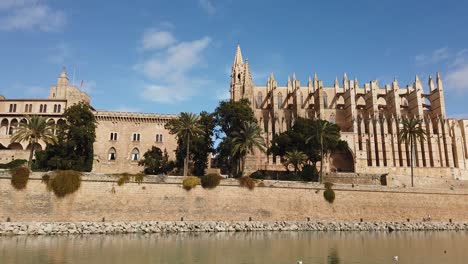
[1,231,467,264]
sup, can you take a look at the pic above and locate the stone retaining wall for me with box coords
[1,171,468,223]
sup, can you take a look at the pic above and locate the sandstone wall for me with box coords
[1,172,468,223]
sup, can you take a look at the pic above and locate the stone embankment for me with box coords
[1,221,468,236]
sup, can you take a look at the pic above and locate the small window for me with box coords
[108,148,116,161]
[156,134,160,142]
[53,105,57,113]
[277,93,283,109]
[43,104,47,112]
[131,148,140,161]
[159,134,163,142]
[323,95,328,109]
[57,105,61,112]
[133,133,140,141]
[110,132,118,141]
[39,104,43,113]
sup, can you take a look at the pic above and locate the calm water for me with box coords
[1,231,468,264]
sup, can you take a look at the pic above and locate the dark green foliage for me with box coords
[200,173,222,189]
[0,159,27,169]
[138,147,174,175]
[250,170,302,181]
[323,182,335,203]
[300,165,319,182]
[10,167,30,190]
[174,112,215,176]
[117,174,131,186]
[134,173,145,184]
[41,174,50,184]
[238,176,255,190]
[214,99,257,176]
[183,176,201,191]
[34,103,96,172]
[49,170,82,198]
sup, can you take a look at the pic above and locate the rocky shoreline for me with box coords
[1,221,468,236]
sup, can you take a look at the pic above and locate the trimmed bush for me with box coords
[0,159,27,170]
[323,188,335,203]
[324,182,334,189]
[238,176,255,190]
[301,165,319,182]
[10,167,30,190]
[183,176,201,191]
[41,174,50,183]
[49,170,82,198]
[257,181,266,187]
[200,173,222,189]
[134,173,145,184]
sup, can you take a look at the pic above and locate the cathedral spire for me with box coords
[343,72,349,90]
[436,72,443,90]
[233,43,244,66]
[428,75,435,91]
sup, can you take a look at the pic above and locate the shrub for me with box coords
[10,167,30,190]
[257,181,266,187]
[49,170,82,198]
[201,173,222,189]
[183,176,201,191]
[324,182,334,189]
[117,174,131,186]
[0,159,27,169]
[41,174,50,183]
[301,165,319,182]
[324,188,335,203]
[238,176,255,190]
[134,173,145,184]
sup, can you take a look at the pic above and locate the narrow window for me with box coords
[54,105,57,113]
[57,105,61,112]
[323,95,328,109]
[257,92,263,109]
[43,104,47,112]
[131,148,140,161]
[277,93,283,109]
[159,134,163,142]
[108,148,116,161]
[13,104,17,112]
[156,134,160,142]
[24,105,28,112]
[39,104,43,113]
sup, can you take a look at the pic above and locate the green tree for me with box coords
[165,112,203,176]
[283,150,308,176]
[214,99,257,176]
[231,121,266,175]
[306,119,343,183]
[10,115,57,168]
[191,112,215,176]
[399,117,427,187]
[138,146,174,175]
[35,103,96,171]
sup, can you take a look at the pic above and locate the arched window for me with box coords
[108,148,116,161]
[131,148,140,161]
[57,105,61,112]
[39,104,43,113]
[277,93,283,109]
[160,134,163,142]
[256,92,263,109]
[53,104,57,113]
[43,104,47,112]
[323,95,328,109]
[299,91,304,107]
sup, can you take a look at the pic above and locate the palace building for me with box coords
[0,69,177,174]
[230,45,468,180]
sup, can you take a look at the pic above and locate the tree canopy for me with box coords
[34,102,96,171]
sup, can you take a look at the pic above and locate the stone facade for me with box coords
[230,45,468,179]
[0,69,177,173]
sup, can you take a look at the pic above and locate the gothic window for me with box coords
[323,95,328,109]
[108,148,116,161]
[53,105,58,113]
[43,104,47,113]
[256,92,263,109]
[131,148,140,161]
[299,91,304,108]
[132,133,141,141]
[277,93,283,109]
[57,105,61,112]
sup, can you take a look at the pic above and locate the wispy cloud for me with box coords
[134,28,212,103]
[0,1,65,32]
[142,29,177,50]
[415,47,449,66]
[446,64,468,93]
[199,0,216,15]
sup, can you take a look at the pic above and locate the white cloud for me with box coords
[415,47,449,66]
[199,0,215,15]
[446,63,468,92]
[142,30,176,50]
[135,32,212,103]
[0,2,65,32]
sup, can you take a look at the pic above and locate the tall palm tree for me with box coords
[165,112,203,176]
[284,149,308,177]
[306,120,340,183]
[10,116,57,168]
[399,117,426,187]
[231,121,266,176]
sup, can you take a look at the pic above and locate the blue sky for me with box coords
[1,0,468,118]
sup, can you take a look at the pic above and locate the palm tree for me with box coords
[306,120,340,183]
[165,112,203,176]
[284,150,308,177]
[231,121,266,176]
[398,117,426,187]
[10,116,57,168]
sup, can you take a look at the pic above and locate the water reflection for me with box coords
[1,231,468,264]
